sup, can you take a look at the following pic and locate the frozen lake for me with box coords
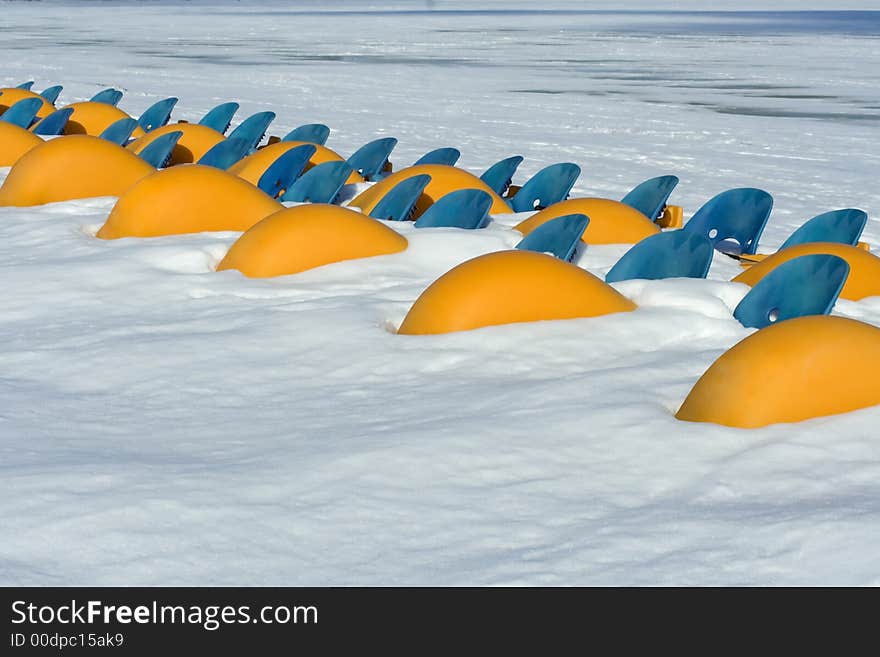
[1,3,879,585]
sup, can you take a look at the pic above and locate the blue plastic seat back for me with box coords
[199,102,239,135]
[733,254,849,329]
[138,131,183,169]
[347,137,398,181]
[605,230,714,283]
[515,213,590,262]
[281,160,353,204]
[90,88,123,106]
[414,147,461,167]
[414,189,494,229]
[620,175,680,222]
[479,155,524,197]
[137,97,178,133]
[778,208,868,251]
[682,188,772,255]
[39,85,63,104]
[227,111,275,152]
[368,174,431,222]
[0,98,43,128]
[256,144,316,199]
[32,107,74,136]
[283,123,331,146]
[16,81,34,90]
[510,162,581,213]
[196,137,251,170]
[98,117,139,145]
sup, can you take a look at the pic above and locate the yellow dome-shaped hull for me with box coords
[515,198,660,245]
[0,135,154,207]
[0,88,54,119]
[60,102,144,138]
[96,164,283,239]
[227,141,363,187]
[0,122,44,167]
[676,316,880,428]
[733,242,880,301]
[126,123,224,166]
[398,250,636,335]
[217,204,408,278]
[350,165,512,219]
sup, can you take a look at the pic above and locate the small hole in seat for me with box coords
[708,228,718,239]
[768,308,780,323]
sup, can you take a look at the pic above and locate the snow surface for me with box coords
[2,3,880,585]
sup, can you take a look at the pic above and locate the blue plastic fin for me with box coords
[605,230,714,283]
[138,131,183,169]
[282,123,331,145]
[199,101,239,135]
[0,98,43,128]
[98,117,139,145]
[15,81,34,90]
[515,213,590,262]
[32,107,74,136]
[256,144,317,199]
[38,85,63,104]
[778,209,868,251]
[733,254,850,329]
[414,189,494,229]
[347,137,398,181]
[620,175,680,222]
[196,137,252,170]
[414,147,461,167]
[510,162,581,213]
[479,155,524,197]
[137,97,178,133]
[90,88,123,106]
[682,187,773,256]
[368,174,431,222]
[227,111,276,152]
[280,160,353,204]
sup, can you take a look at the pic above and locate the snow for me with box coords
[1,3,880,585]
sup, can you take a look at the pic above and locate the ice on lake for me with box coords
[1,2,879,585]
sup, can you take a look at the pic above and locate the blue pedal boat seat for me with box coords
[39,85,63,104]
[0,98,43,128]
[32,107,74,136]
[280,160,353,204]
[227,111,275,152]
[98,117,139,145]
[90,88,123,106]
[414,147,461,167]
[15,81,34,90]
[196,137,252,170]
[256,144,316,199]
[347,137,398,181]
[605,230,714,283]
[414,189,494,229]
[515,213,590,262]
[282,123,331,146]
[733,254,849,329]
[199,102,239,135]
[778,208,868,251]
[368,174,432,222]
[509,162,581,213]
[682,187,773,256]
[479,155,524,197]
[137,97,178,133]
[138,130,183,168]
[620,175,680,222]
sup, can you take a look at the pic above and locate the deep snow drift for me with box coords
[1,3,879,585]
